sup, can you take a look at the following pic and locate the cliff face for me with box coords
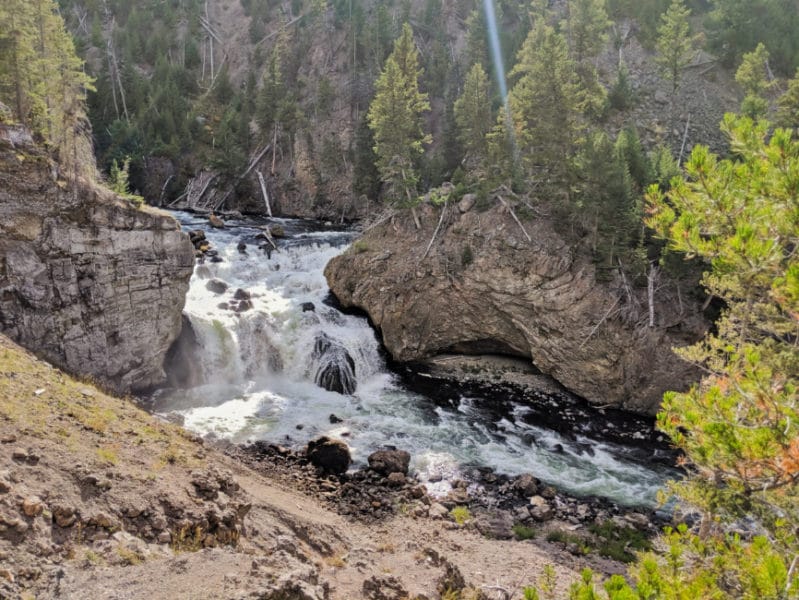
[0,124,194,392]
[325,199,707,415]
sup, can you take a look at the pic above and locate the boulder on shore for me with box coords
[368,449,411,476]
[305,437,351,475]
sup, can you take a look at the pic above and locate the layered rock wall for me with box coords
[325,201,707,414]
[0,124,194,392]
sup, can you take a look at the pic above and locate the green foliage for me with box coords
[575,131,640,269]
[512,523,535,540]
[563,0,611,65]
[736,43,773,119]
[454,63,492,168]
[649,144,680,189]
[508,20,586,190]
[647,116,799,534]
[352,115,380,199]
[367,23,431,204]
[108,157,143,207]
[546,530,591,554]
[655,0,698,94]
[587,520,651,563]
[776,68,799,129]
[563,114,799,599]
[608,62,635,111]
[0,0,95,175]
[450,505,471,525]
[607,0,669,46]
[706,0,799,75]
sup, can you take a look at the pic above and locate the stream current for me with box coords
[152,212,675,507]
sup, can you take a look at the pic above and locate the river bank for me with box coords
[1,333,641,599]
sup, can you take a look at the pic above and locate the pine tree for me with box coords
[454,63,492,168]
[568,113,799,600]
[464,10,489,72]
[0,0,94,175]
[736,42,772,119]
[655,0,697,95]
[508,20,585,193]
[564,0,610,65]
[366,23,431,205]
[776,68,799,129]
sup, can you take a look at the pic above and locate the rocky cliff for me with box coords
[325,198,707,415]
[0,123,194,392]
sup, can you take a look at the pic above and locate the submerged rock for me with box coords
[312,333,356,395]
[206,279,228,294]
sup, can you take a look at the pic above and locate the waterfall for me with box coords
[154,211,674,508]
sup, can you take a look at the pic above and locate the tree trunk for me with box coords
[647,262,659,328]
[257,170,272,217]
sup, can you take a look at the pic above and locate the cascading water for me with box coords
[152,211,675,507]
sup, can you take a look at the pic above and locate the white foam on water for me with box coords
[155,212,673,507]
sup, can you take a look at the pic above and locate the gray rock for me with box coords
[528,496,554,522]
[0,136,193,393]
[475,511,514,539]
[457,193,477,213]
[362,575,407,600]
[206,279,228,294]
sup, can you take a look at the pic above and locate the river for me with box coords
[150,211,675,507]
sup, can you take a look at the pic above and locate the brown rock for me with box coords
[305,437,351,475]
[362,575,408,600]
[324,207,706,414]
[20,496,43,517]
[52,504,77,528]
[209,214,225,228]
[386,472,406,487]
[475,511,514,539]
[367,449,411,476]
[513,473,539,496]
[528,496,554,522]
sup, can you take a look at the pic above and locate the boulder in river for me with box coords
[312,333,356,395]
[206,279,228,294]
[209,214,225,228]
[305,436,351,475]
[367,449,411,476]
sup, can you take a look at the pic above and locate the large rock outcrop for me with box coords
[325,200,707,415]
[0,123,194,392]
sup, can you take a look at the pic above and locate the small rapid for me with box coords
[152,211,675,507]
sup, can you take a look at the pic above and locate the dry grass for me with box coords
[0,336,201,480]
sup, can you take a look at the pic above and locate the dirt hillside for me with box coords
[0,333,633,600]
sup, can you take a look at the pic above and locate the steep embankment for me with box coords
[0,122,194,393]
[325,197,708,415]
[0,333,604,599]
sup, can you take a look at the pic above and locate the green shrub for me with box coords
[450,505,471,526]
[513,523,536,540]
[461,245,473,267]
